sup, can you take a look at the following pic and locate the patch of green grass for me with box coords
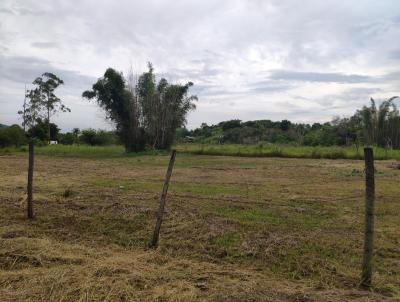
[0,144,169,158]
[267,238,359,284]
[337,168,398,178]
[4,143,400,161]
[176,144,400,160]
[171,182,244,196]
[93,178,246,196]
[213,206,329,229]
[212,232,242,258]
[35,145,126,157]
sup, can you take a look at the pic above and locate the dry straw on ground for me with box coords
[0,154,399,301]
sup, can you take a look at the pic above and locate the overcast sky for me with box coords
[1,0,399,131]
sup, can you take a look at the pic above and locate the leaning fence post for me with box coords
[27,141,34,219]
[149,149,176,248]
[360,147,375,288]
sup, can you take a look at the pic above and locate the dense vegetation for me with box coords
[0,125,26,148]
[58,129,118,146]
[176,143,400,160]
[182,97,400,149]
[1,69,398,155]
[83,64,196,152]
[2,65,196,152]
[0,123,118,148]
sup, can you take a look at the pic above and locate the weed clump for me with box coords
[62,188,73,198]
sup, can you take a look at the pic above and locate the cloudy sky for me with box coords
[1,0,399,131]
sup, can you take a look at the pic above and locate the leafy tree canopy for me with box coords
[83,64,197,152]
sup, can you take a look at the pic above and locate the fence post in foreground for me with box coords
[150,149,176,248]
[27,141,34,219]
[360,147,375,288]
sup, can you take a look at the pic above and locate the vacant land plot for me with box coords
[0,153,399,301]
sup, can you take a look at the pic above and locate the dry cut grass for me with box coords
[0,153,399,301]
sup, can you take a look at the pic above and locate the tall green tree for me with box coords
[72,128,80,144]
[83,64,197,152]
[137,64,197,149]
[19,72,70,141]
[83,68,144,152]
[356,97,399,148]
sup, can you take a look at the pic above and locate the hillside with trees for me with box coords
[182,97,400,149]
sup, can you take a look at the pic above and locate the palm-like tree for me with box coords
[358,96,399,148]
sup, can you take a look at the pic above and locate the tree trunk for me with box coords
[47,90,51,143]
[23,84,27,132]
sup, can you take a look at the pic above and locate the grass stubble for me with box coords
[0,151,399,301]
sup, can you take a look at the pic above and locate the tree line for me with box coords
[2,95,399,150]
[180,96,400,149]
[7,64,196,152]
[0,123,119,148]
[1,65,398,150]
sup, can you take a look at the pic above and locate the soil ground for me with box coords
[0,153,399,301]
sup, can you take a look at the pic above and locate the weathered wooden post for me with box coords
[360,147,375,288]
[150,150,176,248]
[27,141,34,219]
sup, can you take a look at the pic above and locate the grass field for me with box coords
[2,143,400,160]
[0,149,399,301]
[0,145,166,158]
[176,143,400,160]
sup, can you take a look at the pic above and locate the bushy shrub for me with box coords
[27,118,60,141]
[58,133,75,145]
[304,131,322,146]
[0,125,27,148]
[79,129,118,146]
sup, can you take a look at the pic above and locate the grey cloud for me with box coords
[294,87,385,114]
[344,87,382,95]
[31,42,59,49]
[0,55,95,89]
[0,45,8,53]
[389,50,400,60]
[190,84,242,98]
[0,54,106,131]
[382,71,400,82]
[1,0,400,130]
[160,66,219,82]
[269,70,372,84]
[0,8,14,14]
[393,15,400,24]
[0,2,48,16]
[248,81,294,94]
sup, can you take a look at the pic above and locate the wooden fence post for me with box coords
[27,141,34,219]
[149,150,176,248]
[360,147,375,288]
